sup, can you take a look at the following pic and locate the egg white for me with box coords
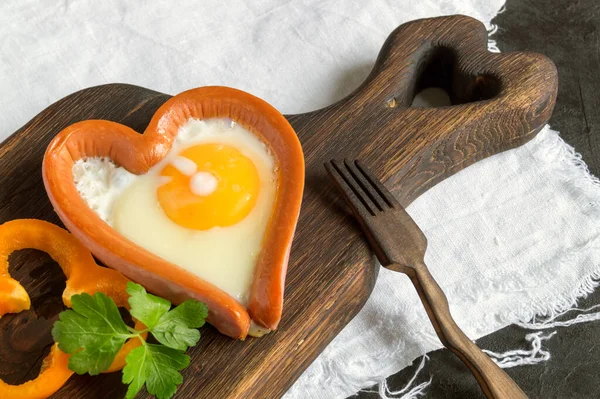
[73,118,277,305]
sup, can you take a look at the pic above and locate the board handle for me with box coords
[356,15,556,115]
[327,15,558,206]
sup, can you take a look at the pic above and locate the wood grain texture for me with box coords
[0,15,556,399]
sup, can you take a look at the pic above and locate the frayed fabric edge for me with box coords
[361,356,431,399]
[482,301,600,369]
[483,331,557,368]
[521,128,600,320]
[480,127,600,369]
[487,24,500,53]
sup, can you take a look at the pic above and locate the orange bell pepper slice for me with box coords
[0,219,147,399]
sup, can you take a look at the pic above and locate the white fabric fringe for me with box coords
[368,301,600,394]
[516,304,600,330]
[375,303,600,392]
[483,332,557,368]
[481,302,600,370]
[487,24,501,53]
[377,356,431,399]
[361,356,431,399]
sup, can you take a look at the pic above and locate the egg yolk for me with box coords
[157,143,260,230]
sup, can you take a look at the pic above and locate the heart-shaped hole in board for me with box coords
[412,47,501,106]
[43,87,305,340]
[360,15,540,117]
[385,46,502,109]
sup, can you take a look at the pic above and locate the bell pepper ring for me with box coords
[0,219,147,398]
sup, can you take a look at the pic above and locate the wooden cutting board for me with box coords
[0,15,557,399]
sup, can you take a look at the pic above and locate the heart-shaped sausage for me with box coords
[42,87,305,339]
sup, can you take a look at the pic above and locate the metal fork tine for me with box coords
[354,160,401,208]
[325,160,377,217]
[344,159,387,211]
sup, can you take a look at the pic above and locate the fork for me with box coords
[325,159,527,399]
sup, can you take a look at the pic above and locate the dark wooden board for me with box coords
[0,15,557,399]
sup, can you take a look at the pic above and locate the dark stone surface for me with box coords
[352,1,600,398]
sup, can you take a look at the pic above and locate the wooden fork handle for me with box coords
[407,262,528,399]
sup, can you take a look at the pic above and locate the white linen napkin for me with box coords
[2,1,599,398]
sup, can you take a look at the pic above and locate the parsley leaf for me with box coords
[123,344,190,399]
[52,292,132,375]
[126,281,208,351]
[53,283,207,399]
[127,282,171,329]
[145,344,190,399]
[152,300,208,350]
[122,345,148,399]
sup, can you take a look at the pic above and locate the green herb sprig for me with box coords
[52,282,208,399]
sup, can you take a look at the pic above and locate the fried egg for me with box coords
[73,118,277,305]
